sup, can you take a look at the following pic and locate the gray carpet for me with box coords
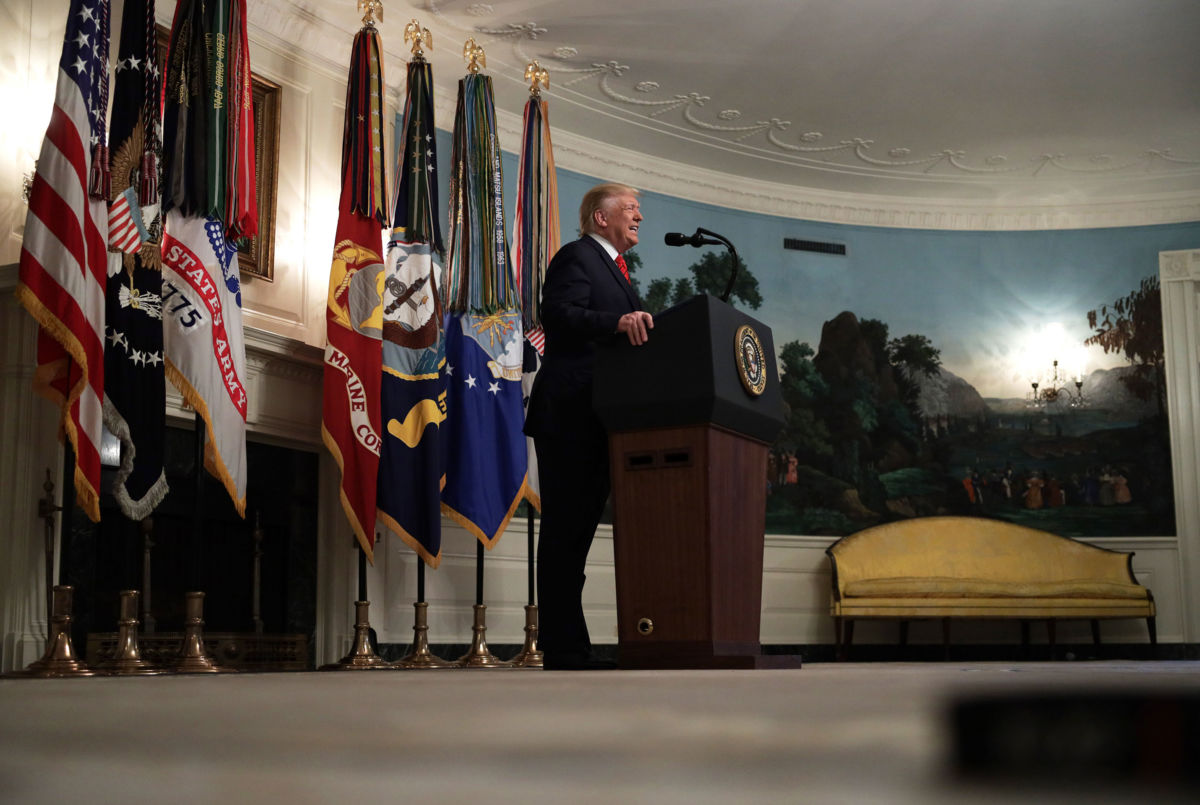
[2,662,1198,803]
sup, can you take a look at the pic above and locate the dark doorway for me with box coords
[60,424,319,669]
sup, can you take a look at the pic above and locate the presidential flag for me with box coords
[103,0,168,520]
[15,0,112,522]
[512,86,561,513]
[377,58,447,568]
[161,0,253,516]
[441,72,527,548]
[321,25,389,560]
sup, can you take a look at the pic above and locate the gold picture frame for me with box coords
[155,26,280,282]
[238,75,281,282]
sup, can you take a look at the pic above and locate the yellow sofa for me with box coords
[826,516,1156,658]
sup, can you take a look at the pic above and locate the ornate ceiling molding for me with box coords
[242,0,1200,230]
[425,0,1200,187]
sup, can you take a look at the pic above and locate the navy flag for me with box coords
[377,58,447,566]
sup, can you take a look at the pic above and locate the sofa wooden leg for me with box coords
[941,617,950,661]
[1020,620,1031,658]
[1091,619,1101,646]
[898,620,908,646]
[1047,619,1057,659]
[1147,616,1157,645]
[843,619,855,661]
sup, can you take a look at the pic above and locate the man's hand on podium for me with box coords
[617,311,654,346]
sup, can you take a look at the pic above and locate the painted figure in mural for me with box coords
[1023,472,1045,510]
[524,183,654,671]
[1112,469,1132,504]
[1045,475,1064,508]
[1099,467,1116,506]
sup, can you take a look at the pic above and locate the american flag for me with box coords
[108,187,147,253]
[15,0,111,522]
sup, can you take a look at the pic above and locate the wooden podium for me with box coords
[594,294,797,669]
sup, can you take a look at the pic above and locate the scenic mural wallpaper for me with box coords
[621,219,1186,540]
[460,141,1200,541]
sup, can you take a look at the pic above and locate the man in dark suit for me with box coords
[524,183,655,670]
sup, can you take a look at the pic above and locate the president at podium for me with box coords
[524,182,655,671]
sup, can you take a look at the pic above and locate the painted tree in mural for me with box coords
[771,312,944,534]
[887,333,943,408]
[641,251,762,314]
[1086,275,1166,420]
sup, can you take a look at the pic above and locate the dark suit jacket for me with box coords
[524,236,641,440]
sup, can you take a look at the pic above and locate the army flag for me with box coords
[441,73,527,547]
[103,0,168,520]
[161,0,253,516]
[161,0,256,239]
[15,0,112,522]
[377,59,447,568]
[321,25,389,560]
[512,90,561,512]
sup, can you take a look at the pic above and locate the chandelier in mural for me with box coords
[1026,359,1087,411]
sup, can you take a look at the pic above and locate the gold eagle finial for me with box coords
[525,60,549,96]
[463,38,486,74]
[404,18,432,60]
[357,0,383,27]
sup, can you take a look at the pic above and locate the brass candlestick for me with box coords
[320,600,390,670]
[507,604,543,668]
[172,591,226,673]
[393,601,452,669]
[16,585,94,678]
[96,590,161,675]
[456,604,507,668]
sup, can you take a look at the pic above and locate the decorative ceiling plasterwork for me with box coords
[237,0,1200,230]
[426,0,1199,184]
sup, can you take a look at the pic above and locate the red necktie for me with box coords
[615,254,630,284]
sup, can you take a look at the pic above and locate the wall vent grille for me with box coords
[784,238,846,255]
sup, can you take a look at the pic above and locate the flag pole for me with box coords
[457,538,506,667]
[508,505,542,667]
[381,18,453,671]
[172,412,225,672]
[508,63,554,669]
[319,0,391,672]
[320,539,390,670]
[395,558,452,668]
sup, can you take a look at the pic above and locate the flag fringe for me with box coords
[165,358,247,518]
[320,425,376,564]
[103,397,170,521]
[376,507,442,569]
[14,282,101,522]
[441,471,528,550]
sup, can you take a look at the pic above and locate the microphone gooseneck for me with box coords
[663,228,740,304]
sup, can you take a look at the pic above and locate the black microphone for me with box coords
[664,230,722,248]
[664,228,741,304]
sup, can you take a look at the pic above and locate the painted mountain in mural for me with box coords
[767,310,1174,538]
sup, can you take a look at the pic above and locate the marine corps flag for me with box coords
[512,79,561,513]
[104,0,168,520]
[322,25,389,560]
[377,58,447,568]
[16,0,112,522]
[161,0,253,516]
[441,71,527,548]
